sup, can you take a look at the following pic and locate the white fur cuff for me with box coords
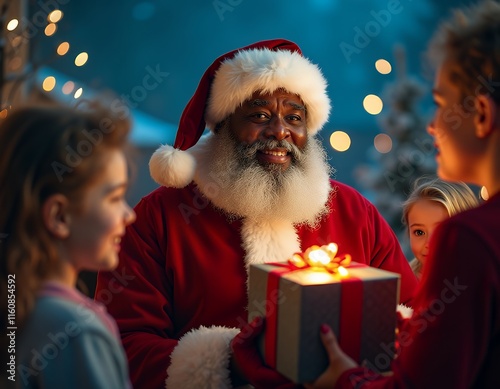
[166,326,240,389]
[397,303,414,319]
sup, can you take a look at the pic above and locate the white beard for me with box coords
[193,125,332,225]
[192,125,333,265]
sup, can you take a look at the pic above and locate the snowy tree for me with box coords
[355,47,436,258]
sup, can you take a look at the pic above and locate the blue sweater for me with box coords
[17,282,131,389]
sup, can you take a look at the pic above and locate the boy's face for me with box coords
[64,150,136,272]
[428,60,484,184]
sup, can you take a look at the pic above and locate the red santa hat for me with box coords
[149,38,331,188]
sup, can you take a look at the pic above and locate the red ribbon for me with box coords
[263,261,364,368]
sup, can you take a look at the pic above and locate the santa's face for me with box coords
[195,95,331,225]
[227,89,308,172]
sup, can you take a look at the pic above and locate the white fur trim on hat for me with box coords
[149,134,211,188]
[166,325,239,389]
[206,48,331,135]
[149,145,196,188]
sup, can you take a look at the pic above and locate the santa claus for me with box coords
[96,39,417,389]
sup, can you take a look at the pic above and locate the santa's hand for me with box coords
[230,316,299,389]
[304,324,358,389]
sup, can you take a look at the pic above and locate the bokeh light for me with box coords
[62,81,75,95]
[374,133,393,153]
[363,94,383,115]
[57,42,70,56]
[42,76,56,92]
[375,59,392,74]
[45,23,57,36]
[75,52,89,67]
[330,131,351,152]
[74,88,83,99]
[48,10,63,23]
[7,19,19,31]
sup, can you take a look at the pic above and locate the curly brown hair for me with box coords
[427,0,500,104]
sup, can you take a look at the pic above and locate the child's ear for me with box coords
[42,194,71,239]
[475,94,498,138]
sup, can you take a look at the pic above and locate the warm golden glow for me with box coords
[57,42,70,56]
[75,52,89,67]
[308,249,331,266]
[45,23,57,36]
[0,109,8,119]
[330,131,351,152]
[297,243,351,274]
[62,81,75,95]
[338,266,349,277]
[42,76,56,92]
[363,94,383,115]
[374,133,393,153]
[301,271,334,284]
[375,59,392,74]
[74,88,83,99]
[48,10,63,23]
[7,19,19,31]
[480,186,489,201]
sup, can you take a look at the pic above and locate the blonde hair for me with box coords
[402,176,479,227]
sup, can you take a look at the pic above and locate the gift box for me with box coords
[248,252,400,383]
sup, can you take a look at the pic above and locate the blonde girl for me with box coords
[402,176,478,278]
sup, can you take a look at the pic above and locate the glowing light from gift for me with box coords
[308,248,331,266]
[302,271,333,284]
[338,266,348,277]
[290,243,351,274]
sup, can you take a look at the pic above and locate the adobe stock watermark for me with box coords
[383,135,434,192]
[441,73,500,131]
[93,267,136,306]
[213,0,244,22]
[340,0,412,64]
[6,0,70,46]
[177,169,226,224]
[51,64,169,182]
[18,268,135,384]
[348,276,468,381]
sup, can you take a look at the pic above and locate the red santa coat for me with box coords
[95,179,417,389]
[335,191,500,388]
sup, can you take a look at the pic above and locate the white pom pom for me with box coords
[149,144,196,188]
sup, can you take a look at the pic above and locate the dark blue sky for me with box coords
[30,0,476,188]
